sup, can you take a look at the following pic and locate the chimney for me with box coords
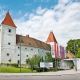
[26,34,29,37]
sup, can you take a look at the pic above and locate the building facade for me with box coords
[0,12,54,64]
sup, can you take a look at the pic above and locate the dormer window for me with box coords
[8,29,11,33]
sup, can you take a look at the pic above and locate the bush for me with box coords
[35,68,49,72]
[11,64,18,68]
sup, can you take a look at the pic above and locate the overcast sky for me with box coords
[0,0,80,47]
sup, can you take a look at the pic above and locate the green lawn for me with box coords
[0,67,36,73]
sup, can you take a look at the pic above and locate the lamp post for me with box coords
[74,43,78,71]
[20,35,22,73]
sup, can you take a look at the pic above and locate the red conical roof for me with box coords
[46,31,57,43]
[1,12,17,28]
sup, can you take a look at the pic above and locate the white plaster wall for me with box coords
[1,24,16,63]
[16,45,39,64]
[0,28,1,63]
[38,48,51,60]
[16,45,50,64]
[0,24,51,64]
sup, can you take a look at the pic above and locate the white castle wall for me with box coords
[38,48,50,60]
[0,24,51,64]
[0,25,1,63]
[1,24,16,63]
[16,45,50,64]
[16,45,38,64]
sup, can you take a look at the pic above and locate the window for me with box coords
[31,49,33,50]
[9,58,11,62]
[25,48,27,49]
[26,55,28,57]
[18,47,20,49]
[17,60,20,64]
[8,42,10,45]
[8,29,11,33]
[7,53,9,56]
[18,54,19,56]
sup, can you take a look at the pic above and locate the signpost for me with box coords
[40,62,53,68]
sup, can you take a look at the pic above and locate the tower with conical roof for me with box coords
[46,31,57,44]
[46,31,57,58]
[0,11,17,63]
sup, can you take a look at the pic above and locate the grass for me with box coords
[0,67,36,73]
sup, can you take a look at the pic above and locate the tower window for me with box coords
[8,42,11,45]
[26,55,28,57]
[18,54,19,56]
[7,53,9,56]
[8,29,11,33]
[17,60,20,64]
[9,58,11,62]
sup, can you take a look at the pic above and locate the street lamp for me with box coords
[74,43,78,71]
[20,34,22,73]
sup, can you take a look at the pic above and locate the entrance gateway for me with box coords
[60,58,80,70]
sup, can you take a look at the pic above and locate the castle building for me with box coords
[0,12,57,64]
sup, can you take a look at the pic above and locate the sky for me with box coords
[0,0,80,47]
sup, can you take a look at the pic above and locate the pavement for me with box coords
[0,69,80,76]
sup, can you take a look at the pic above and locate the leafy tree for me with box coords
[66,39,80,55]
[45,52,62,68]
[26,55,42,71]
[45,52,53,62]
[76,48,80,58]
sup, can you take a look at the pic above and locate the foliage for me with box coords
[0,67,36,73]
[6,63,18,68]
[45,52,62,68]
[45,52,53,62]
[76,48,80,58]
[26,55,42,70]
[66,39,80,57]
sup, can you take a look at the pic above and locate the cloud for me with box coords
[58,0,72,4]
[15,0,80,47]
[36,6,47,15]
[0,5,6,23]
[17,10,22,15]
[24,3,32,6]
[0,0,80,47]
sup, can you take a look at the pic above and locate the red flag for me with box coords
[54,43,56,58]
[54,43,59,58]
[56,43,59,58]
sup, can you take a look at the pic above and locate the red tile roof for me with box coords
[66,52,75,58]
[46,31,57,43]
[16,34,51,50]
[1,12,17,28]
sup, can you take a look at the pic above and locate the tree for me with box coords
[66,39,80,55]
[45,52,53,62]
[45,52,61,67]
[76,48,80,58]
[26,55,42,71]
